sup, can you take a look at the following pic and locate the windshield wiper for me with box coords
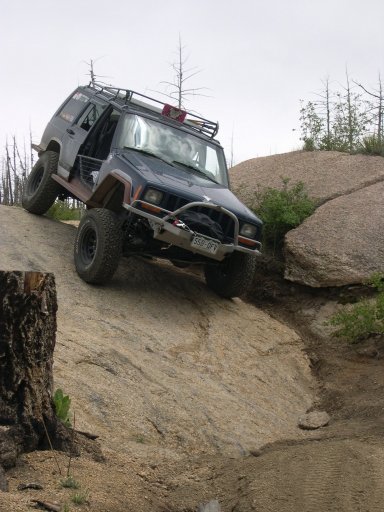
[123,147,171,165]
[172,160,218,184]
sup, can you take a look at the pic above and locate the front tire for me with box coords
[204,252,256,298]
[22,151,62,214]
[74,209,122,284]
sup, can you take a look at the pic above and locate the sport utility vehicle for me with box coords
[23,83,262,298]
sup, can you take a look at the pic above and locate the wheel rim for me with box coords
[80,227,97,265]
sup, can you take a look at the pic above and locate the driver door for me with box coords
[58,101,106,178]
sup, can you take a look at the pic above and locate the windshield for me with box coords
[116,113,228,186]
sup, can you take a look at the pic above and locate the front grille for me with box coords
[163,193,235,242]
[190,205,234,241]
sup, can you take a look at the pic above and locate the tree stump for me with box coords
[0,271,72,475]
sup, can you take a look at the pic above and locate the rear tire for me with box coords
[204,252,256,298]
[74,208,122,284]
[22,151,62,215]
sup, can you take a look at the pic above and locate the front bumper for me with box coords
[123,200,262,261]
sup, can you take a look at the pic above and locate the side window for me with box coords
[77,103,105,131]
[58,92,89,123]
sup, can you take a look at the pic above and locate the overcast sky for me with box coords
[1,0,384,165]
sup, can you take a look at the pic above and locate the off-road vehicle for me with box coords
[23,83,262,297]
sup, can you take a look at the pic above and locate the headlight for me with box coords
[240,223,257,239]
[144,188,163,205]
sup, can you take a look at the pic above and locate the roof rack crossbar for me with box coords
[88,82,219,138]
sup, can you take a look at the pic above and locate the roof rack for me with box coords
[89,82,219,139]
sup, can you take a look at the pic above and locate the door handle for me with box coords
[66,128,75,135]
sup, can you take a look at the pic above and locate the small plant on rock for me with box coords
[330,273,384,343]
[53,388,72,427]
[252,178,316,256]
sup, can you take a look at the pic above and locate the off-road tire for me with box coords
[204,252,257,298]
[22,151,62,215]
[74,208,122,284]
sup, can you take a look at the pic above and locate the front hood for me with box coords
[117,151,261,224]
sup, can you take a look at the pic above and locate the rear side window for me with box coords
[58,92,89,123]
[76,103,105,131]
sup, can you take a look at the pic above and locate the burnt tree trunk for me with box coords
[0,271,72,473]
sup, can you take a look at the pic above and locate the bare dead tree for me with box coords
[29,126,34,171]
[300,77,335,150]
[1,137,32,206]
[5,143,14,205]
[327,70,368,152]
[300,72,384,152]
[159,35,209,109]
[12,136,27,204]
[313,76,333,149]
[346,71,354,152]
[354,74,384,141]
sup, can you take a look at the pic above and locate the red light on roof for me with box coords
[162,104,187,122]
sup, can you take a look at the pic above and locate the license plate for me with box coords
[191,235,219,254]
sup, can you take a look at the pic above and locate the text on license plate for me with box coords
[191,235,219,254]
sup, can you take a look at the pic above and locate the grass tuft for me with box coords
[47,200,83,221]
[61,476,80,489]
[71,490,89,505]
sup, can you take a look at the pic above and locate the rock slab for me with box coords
[231,150,384,288]
[231,150,384,204]
[284,182,384,287]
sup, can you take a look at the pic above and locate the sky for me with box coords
[1,0,384,165]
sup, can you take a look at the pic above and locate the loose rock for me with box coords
[197,499,221,512]
[17,482,44,490]
[31,499,61,511]
[298,411,330,430]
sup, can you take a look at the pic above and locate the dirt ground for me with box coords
[1,205,384,511]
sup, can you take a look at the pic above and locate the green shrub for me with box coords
[53,388,72,427]
[47,200,83,221]
[252,178,316,255]
[302,137,316,151]
[330,274,384,343]
[357,135,384,156]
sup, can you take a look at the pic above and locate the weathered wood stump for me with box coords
[0,271,72,476]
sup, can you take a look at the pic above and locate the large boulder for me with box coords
[284,181,384,287]
[231,150,384,288]
[231,150,384,204]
